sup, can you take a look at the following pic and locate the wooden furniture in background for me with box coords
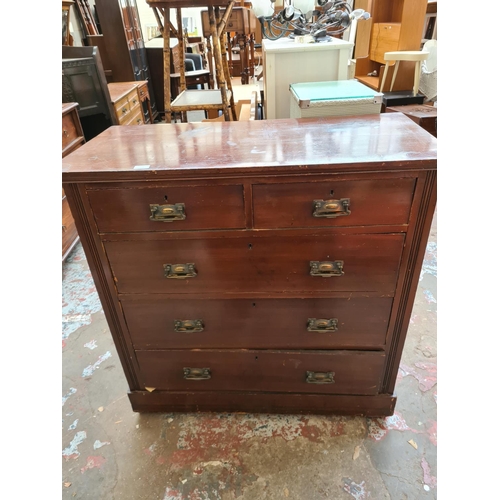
[201,6,257,84]
[146,0,237,123]
[62,103,84,261]
[94,0,157,123]
[107,82,146,125]
[62,1,74,46]
[62,45,118,141]
[62,112,436,416]
[385,104,437,137]
[170,44,212,101]
[354,0,427,92]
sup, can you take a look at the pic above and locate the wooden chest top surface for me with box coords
[62,114,437,182]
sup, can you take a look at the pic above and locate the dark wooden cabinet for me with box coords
[62,113,437,416]
[94,0,157,122]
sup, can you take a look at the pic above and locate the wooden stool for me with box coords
[146,0,237,123]
[380,50,429,96]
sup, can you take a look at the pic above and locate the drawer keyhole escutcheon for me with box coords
[183,367,211,380]
[313,198,351,218]
[310,261,344,277]
[307,318,339,332]
[174,319,204,333]
[164,263,197,279]
[306,371,335,384]
[150,203,186,222]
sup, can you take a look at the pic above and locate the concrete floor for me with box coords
[62,203,437,499]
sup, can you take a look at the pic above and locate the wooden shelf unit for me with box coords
[353,0,427,92]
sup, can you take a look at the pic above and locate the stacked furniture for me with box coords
[62,112,437,416]
[108,82,147,126]
[94,0,158,123]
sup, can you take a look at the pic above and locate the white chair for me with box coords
[379,50,429,96]
[419,39,437,101]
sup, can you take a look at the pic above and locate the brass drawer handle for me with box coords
[164,263,197,279]
[183,367,211,380]
[122,108,127,114]
[310,261,344,277]
[306,371,335,384]
[307,318,338,332]
[150,203,186,222]
[313,198,351,218]
[174,319,204,332]
[63,129,69,137]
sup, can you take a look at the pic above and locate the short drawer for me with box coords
[136,349,386,395]
[105,233,404,294]
[137,84,149,101]
[87,184,245,232]
[253,178,416,229]
[122,107,143,126]
[128,90,140,110]
[122,297,392,349]
[114,96,131,121]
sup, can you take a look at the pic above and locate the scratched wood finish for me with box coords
[87,184,245,232]
[104,233,405,294]
[120,297,393,349]
[136,349,386,395]
[61,114,437,182]
[62,113,437,415]
[253,178,416,229]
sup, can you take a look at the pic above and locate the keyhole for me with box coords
[255,356,259,360]
[330,190,334,196]
[252,302,256,307]
[248,243,252,250]
[164,195,168,201]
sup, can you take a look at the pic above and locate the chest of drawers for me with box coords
[107,82,145,126]
[62,113,436,416]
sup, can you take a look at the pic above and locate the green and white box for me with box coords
[289,80,383,118]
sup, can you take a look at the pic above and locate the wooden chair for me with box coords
[170,44,212,100]
[379,50,429,96]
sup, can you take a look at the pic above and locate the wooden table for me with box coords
[145,0,237,122]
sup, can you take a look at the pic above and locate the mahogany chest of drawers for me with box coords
[62,113,437,416]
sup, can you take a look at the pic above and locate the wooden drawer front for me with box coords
[253,178,415,229]
[62,112,80,151]
[87,184,245,232]
[128,90,141,111]
[136,349,386,395]
[122,107,143,126]
[122,297,392,349]
[114,95,131,122]
[138,83,149,101]
[370,23,401,64]
[105,233,404,294]
[62,196,78,257]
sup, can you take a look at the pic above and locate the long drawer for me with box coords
[136,349,386,395]
[87,184,245,232]
[121,297,392,349]
[105,233,405,294]
[253,177,416,229]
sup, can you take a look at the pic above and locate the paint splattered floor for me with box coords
[62,211,437,500]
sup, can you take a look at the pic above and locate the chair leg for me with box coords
[390,61,400,92]
[413,61,422,96]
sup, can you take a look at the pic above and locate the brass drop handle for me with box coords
[310,261,344,277]
[306,371,335,384]
[313,198,351,218]
[307,318,338,332]
[150,203,186,222]
[183,367,211,380]
[63,129,69,137]
[164,263,197,279]
[174,319,204,333]
[122,107,127,114]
